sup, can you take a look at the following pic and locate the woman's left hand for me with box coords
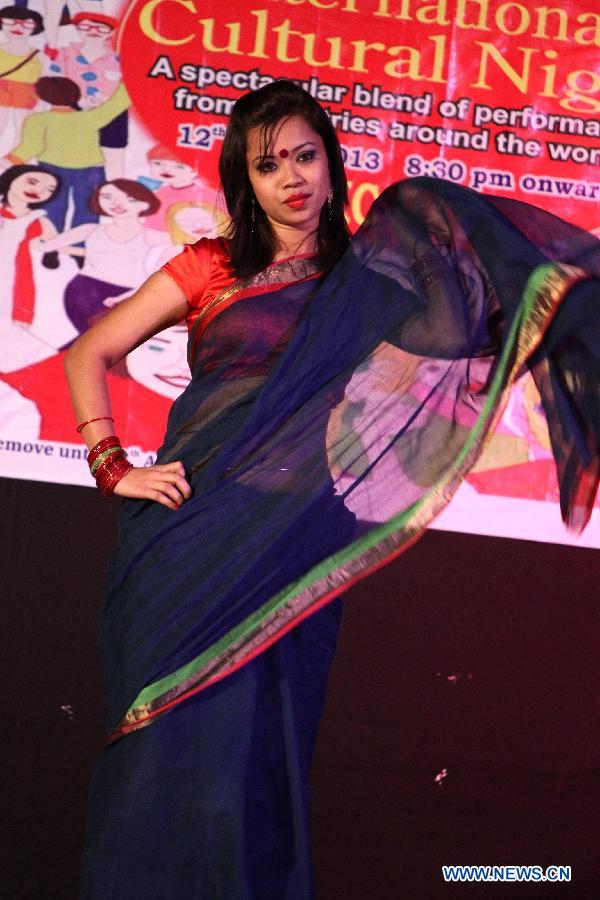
[113,461,192,510]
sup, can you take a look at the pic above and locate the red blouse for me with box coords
[161,238,235,334]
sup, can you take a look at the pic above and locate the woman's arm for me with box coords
[64,270,193,509]
[35,223,96,252]
[38,217,57,242]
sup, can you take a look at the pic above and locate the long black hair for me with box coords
[0,164,60,209]
[219,80,350,278]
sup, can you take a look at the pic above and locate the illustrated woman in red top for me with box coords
[65,81,600,898]
[0,164,60,329]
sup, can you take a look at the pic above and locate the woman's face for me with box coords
[0,16,37,38]
[126,325,190,399]
[246,115,330,242]
[149,157,196,188]
[8,171,57,207]
[173,205,218,240]
[97,184,149,219]
[75,18,114,44]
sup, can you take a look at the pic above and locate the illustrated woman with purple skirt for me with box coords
[65,81,599,898]
[38,178,179,334]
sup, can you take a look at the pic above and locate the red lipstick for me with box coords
[285,193,309,209]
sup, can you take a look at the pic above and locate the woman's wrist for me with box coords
[86,433,134,497]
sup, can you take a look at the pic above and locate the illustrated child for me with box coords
[141,143,220,232]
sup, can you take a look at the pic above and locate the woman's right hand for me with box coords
[113,461,192,510]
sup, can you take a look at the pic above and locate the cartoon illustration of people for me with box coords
[141,143,220,232]
[0,163,68,369]
[126,323,190,401]
[0,325,184,449]
[45,10,126,179]
[0,163,59,321]
[164,200,226,245]
[33,178,180,334]
[1,77,130,262]
[0,5,44,156]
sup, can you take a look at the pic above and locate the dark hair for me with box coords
[219,80,350,278]
[0,164,60,209]
[35,76,81,109]
[89,179,160,217]
[0,5,44,35]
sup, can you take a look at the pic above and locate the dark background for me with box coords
[2,475,599,899]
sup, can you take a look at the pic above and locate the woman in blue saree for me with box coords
[64,80,599,898]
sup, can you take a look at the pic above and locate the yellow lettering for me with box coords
[496,3,530,36]
[250,10,269,58]
[531,7,569,41]
[472,42,536,93]
[384,34,446,83]
[538,49,559,98]
[384,44,423,79]
[574,13,600,47]
[561,69,600,113]
[374,0,411,20]
[416,0,449,26]
[286,0,337,7]
[273,20,301,63]
[350,181,380,227]
[138,0,196,46]
[350,39,386,73]
[198,17,242,54]
[456,0,491,30]
[304,33,344,67]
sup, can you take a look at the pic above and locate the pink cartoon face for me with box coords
[149,157,197,189]
[126,325,190,399]
[96,183,150,219]
[75,18,115,42]
[173,205,219,240]
[0,16,37,37]
[8,171,58,207]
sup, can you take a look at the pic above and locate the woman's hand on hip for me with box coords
[114,461,192,509]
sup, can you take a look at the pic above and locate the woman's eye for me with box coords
[257,160,276,173]
[298,150,316,162]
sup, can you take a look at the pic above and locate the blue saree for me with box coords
[80,178,600,898]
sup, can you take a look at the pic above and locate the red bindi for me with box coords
[278,148,289,158]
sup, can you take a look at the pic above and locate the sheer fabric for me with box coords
[101,177,599,743]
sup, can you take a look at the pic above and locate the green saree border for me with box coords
[108,262,588,743]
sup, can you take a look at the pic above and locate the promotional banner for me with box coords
[0,0,598,546]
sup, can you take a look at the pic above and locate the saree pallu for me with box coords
[82,178,599,898]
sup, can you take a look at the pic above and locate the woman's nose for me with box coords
[280,159,304,186]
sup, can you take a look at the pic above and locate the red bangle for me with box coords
[76,415,114,434]
[87,435,121,466]
[95,455,133,497]
[90,446,124,476]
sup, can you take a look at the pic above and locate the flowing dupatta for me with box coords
[103,177,600,743]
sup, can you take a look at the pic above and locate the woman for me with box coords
[0,164,60,325]
[66,81,599,898]
[164,199,227,245]
[38,178,179,333]
[0,5,43,156]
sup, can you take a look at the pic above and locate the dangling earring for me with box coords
[327,187,333,221]
[250,197,255,234]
